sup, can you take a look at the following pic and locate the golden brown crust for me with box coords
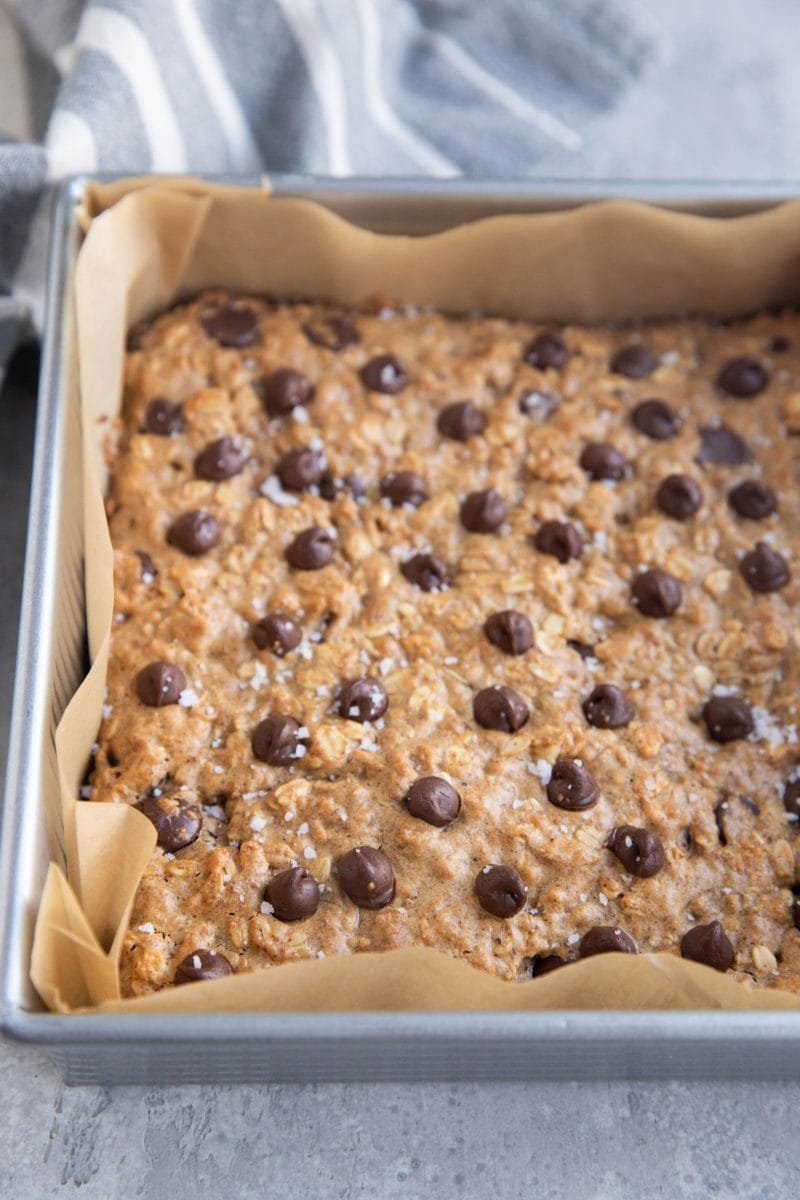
[91,292,800,996]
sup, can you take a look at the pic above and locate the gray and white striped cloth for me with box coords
[0,0,659,375]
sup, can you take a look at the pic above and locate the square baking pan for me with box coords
[4,175,800,1085]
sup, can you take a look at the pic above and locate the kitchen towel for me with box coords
[0,0,659,374]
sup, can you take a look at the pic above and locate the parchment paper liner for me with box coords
[30,177,800,1014]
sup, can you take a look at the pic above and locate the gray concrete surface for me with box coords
[3,1,800,1197]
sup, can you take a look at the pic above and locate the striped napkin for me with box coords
[0,0,658,374]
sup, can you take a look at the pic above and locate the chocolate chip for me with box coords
[258,368,314,417]
[136,550,157,582]
[359,354,407,394]
[251,715,308,765]
[611,345,658,378]
[380,471,429,508]
[194,437,246,481]
[137,794,202,852]
[607,825,665,877]
[530,954,567,977]
[582,684,635,729]
[135,661,187,707]
[579,926,637,957]
[400,552,452,592]
[319,471,364,502]
[697,425,752,465]
[484,610,533,656]
[769,335,791,353]
[174,949,233,985]
[546,758,600,810]
[201,303,259,348]
[631,568,682,618]
[580,443,629,481]
[524,331,568,370]
[460,488,508,533]
[680,920,734,971]
[436,402,487,442]
[264,867,320,921]
[473,686,529,732]
[338,676,388,723]
[285,526,335,570]
[519,389,560,419]
[793,897,800,930]
[143,398,183,436]
[303,314,360,351]
[167,510,220,556]
[655,474,703,520]
[728,480,777,520]
[337,846,395,909]
[567,639,595,660]
[717,356,769,398]
[276,447,325,491]
[253,612,302,657]
[404,777,461,827]
[534,519,582,562]
[702,695,754,743]
[783,778,800,819]
[631,398,680,440]
[474,865,528,918]
[739,542,790,593]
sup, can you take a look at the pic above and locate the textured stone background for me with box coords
[2,1,800,1196]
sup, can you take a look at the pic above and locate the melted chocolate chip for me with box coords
[137,794,202,852]
[534,519,582,562]
[582,684,635,729]
[475,865,528,918]
[770,335,791,353]
[194,437,246,481]
[276,447,325,491]
[174,949,233,985]
[611,345,658,378]
[546,758,600,811]
[201,303,259,348]
[484,610,533,656]
[567,639,595,660]
[167,510,220,556]
[580,442,629,481]
[631,398,680,440]
[303,314,360,351]
[337,846,395,909]
[338,675,388,723]
[530,954,567,977]
[793,897,800,930]
[143,398,183,436]
[405,776,461,827]
[631,568,682,618]
[285,526,335,570]
[473,686,529,733]
[436,402,487,442]
[518,389,560,419]
[655,474,703,520]
[697,425,752,465]
[251,715,308,766]
[607,825,665,877]
[702,695,754,743]
[380,470,429,508]
[579,926,637,957]
[134,661,187,707]
[680,920,734,971]
[739,542,790,593]
[253,612,302,657]
[136,550,157,582]
[717,356,769,398]
[460,488,508,533]
[264,867,320,921]
[258,368,314,417]
[401,553,452,592]
[524,330,568,370]
[359,354,407,394]
[728,480,777,520]
[783,778,800,819]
